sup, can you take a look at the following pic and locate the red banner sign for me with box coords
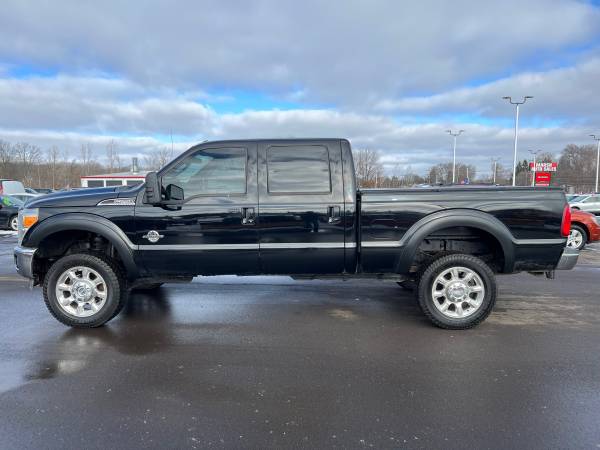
[535,171,551,186]
[529,162,557,172]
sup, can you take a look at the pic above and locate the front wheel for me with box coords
[9,215,18,231]
[43,253,126,328]
[417,254,497,330]
[567,225,587,250]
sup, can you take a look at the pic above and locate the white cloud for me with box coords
[0,0,598,106]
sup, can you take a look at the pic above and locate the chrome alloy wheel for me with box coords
[431,266,485,319]
[567,228,584,249]
[55,266,108,317]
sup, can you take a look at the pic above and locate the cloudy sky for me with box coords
[1,0,600,176]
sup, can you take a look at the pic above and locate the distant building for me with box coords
[80,157,147,188]
[80,171,147,188]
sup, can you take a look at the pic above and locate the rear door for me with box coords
[135,142,260,275]
[257,140,346,274]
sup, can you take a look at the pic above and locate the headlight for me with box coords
[593,215,600,226]
[18,208,39,245]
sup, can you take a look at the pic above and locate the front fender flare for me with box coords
[23,212,139,278]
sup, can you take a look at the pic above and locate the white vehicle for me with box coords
[0,179,26,195]
[569,194,600,215]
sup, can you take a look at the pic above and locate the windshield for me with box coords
[569,195,588,203]
[1,195,24,207]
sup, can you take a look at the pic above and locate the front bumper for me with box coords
[556,246,579,270]
[14,246,36,279]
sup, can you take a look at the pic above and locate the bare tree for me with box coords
[0,140,15,178]
[47,146,61,189]
[353,149,384,187]
[106,140,119,173]
[80,143,93,176]
[143,147,174,170]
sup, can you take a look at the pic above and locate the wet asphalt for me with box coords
[0,231,599,449]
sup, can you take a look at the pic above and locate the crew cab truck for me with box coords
[14,139,578,329]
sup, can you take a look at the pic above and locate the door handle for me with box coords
[327,206,341,224]
[242,207,255,225]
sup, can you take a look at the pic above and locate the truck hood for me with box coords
[26,187,136,208]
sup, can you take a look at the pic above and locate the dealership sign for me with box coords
[535,172,551,186]
[529,162,557,172]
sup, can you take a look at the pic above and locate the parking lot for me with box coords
[1,231,599,449]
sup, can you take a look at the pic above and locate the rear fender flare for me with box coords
[395,209,515,273]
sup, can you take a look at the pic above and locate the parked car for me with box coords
[0,179,26,195]
[10,193,40,204]
[31,188,54,194]
[15,138,577,330]
[569,194,600,214]
[568,209,600,250]
[0,195,24,231]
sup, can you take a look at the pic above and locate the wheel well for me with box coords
[412,226,505,274]
[33,230,126,282]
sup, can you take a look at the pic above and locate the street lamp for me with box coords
[491,157,501,184]
[591,134,600,193]
[446,129,465,184]
[528,149,541,187]
[503,96,533,186]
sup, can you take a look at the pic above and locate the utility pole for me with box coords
[503,96,533,186]
[528,149,541,187]
[591,135,600,193]
[446,129,465,184]
[491,157,501,184]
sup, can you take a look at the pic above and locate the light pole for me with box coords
[446,129,465,184]
[528,149,541,187]
[591,135,600,193]
[491,157,501,184]
[503,96,533,186]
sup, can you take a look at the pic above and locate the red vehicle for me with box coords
[569,209,600,250]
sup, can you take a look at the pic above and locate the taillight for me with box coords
[561,205,571,237]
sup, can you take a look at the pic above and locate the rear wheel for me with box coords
[567,225,587,250]
[43,253,126,328]
[417,254,497,329]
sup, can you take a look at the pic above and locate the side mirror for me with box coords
[144,172,162,205]
[165,184,184,202]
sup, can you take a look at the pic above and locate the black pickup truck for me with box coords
[14,138,578,329]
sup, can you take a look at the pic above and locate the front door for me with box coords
[135,142,259,276]
[257,140,346,274]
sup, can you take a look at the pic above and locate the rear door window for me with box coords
[266,145,331,194]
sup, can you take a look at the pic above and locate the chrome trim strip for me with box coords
[361,241,402,248]
[97,198,136,206]
[140,244,259,251]
[513,238,566,245]
[139,242,351,250]
[261,242,346,249]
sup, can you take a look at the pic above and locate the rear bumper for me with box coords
[14,246,36,279]
[556,246,579,270]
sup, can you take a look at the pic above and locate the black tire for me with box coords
[568,224,587,250]
[43,253,127,328]
[417,254,497,330]
[9,215,18,231]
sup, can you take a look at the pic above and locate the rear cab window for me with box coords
[266,145,331,194]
